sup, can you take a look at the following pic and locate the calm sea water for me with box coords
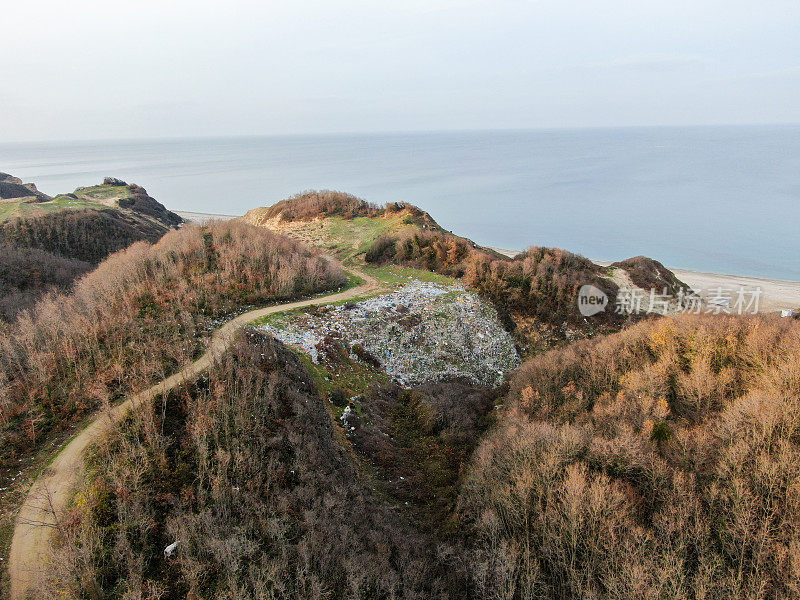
[1,126,798,280]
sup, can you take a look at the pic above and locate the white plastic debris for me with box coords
[254,281,518,386]
[164,540,179,558]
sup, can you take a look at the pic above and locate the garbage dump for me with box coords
[256,281,519,386]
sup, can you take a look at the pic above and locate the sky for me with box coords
[2,0,800,141]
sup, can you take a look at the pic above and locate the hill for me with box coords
[35,329,467,599]
[0,221,345,515]
[0,173,52,203]
[244,191,690,350]
[242,190,494,262]
[0,175,183,320]
[458,313,800,599]
[33,312,800,600]
[6,188,797,600]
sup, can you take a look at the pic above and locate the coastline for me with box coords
[174,218,799,313]
[175,210,237,224]
[492,248,800,313]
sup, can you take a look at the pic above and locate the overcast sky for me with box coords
[2,0,799,141]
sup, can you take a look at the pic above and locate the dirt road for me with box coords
[8,268,379,600]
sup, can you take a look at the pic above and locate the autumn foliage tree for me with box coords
[0,221,345,475]
[458,313,800,599]
[42,331,464,600]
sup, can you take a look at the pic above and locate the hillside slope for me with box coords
[33,329,464,600]
[242,190,500,263]
[0,221,345,523]
[0,173,52,203]
[244,191,689,350]
[459,313,800,599]
[24,311,800,600]
[0,175,182,320]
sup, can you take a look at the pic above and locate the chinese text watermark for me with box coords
[578,286,762,316]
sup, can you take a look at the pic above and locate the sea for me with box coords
[1,125,798,281]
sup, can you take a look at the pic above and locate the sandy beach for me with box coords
[668,269,800,314]
[493,248,800,314]
[175,211,237,224]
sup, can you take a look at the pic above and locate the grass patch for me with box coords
[296,352,390,415]
[73,184,133,202]
[362,264,458,288]
[343,270,365,289]
[0,196,109,222]
[267,213,425,264]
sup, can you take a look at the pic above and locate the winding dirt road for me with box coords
[8,268,379,600]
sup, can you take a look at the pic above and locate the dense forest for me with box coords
[0,221,345,477]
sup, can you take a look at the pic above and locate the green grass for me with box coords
[0,195,110,222]
[316,215,398,262]
[362,264,457,288]
[276,213,424,264]
[0,184,132,222]
[343,270,365,289]
[296,352,389,415]
[73,184,132,201]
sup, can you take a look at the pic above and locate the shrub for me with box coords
[364,234,397,263]
[0,207,175,264]
[458,313,800,599]
[257,190,382,221]
[464,246,620,327]
[611,255,690,296]
[41,331,464,599]
[0,221,345,475]
[0,244,92,320]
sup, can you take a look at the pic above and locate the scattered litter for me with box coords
[164,540,179,557]
[256,281,519,386]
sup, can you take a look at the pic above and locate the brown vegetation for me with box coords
[254,190,384,221]
[458,313,800,599]
[246,190,436,229]
[0,244,92,320]
[41,330,464,599]
[350,381,498,527]
[116,184,182,227]
[366,230,479,276]
[34,311,800,600]
[611,255,690,295]
[0,172,52,202]
[367,231,622,337]
[464,247,620,328]
[0,207,174,265]
[0,204,183,321]
[0,221,345,480]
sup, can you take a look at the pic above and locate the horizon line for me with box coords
[3,121,800,146]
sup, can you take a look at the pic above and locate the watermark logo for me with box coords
[578,284,762,317]
[577,284,609,316]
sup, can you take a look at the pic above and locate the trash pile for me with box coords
[256,281,519,386]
